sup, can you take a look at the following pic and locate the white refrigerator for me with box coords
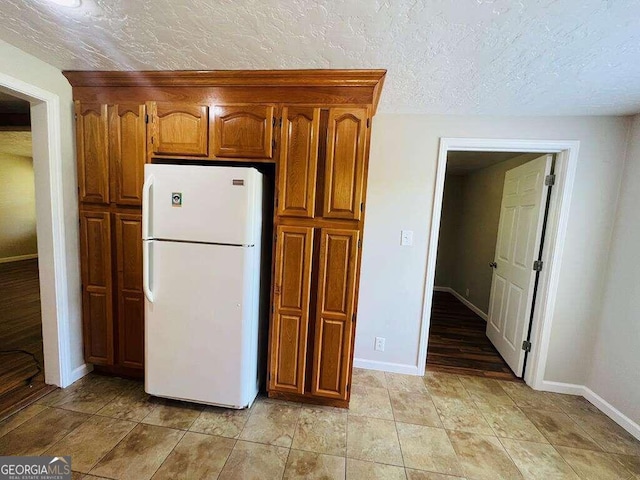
[142,163,263,409]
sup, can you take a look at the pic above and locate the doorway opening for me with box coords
[418,138,579,390]
[0,92,55,418]
[428,151,553,380]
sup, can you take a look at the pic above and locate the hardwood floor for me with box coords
[0,258,54,420]
[426,291,520,381]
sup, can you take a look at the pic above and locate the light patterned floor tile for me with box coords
[386,373,428,394]
[396,422,461,476]
[522,408,602,451]
[457,376,515,406]
[569,410,640,456]
[352,368,388,389]
[218,440,288,480]
[423,372,471,400]
[346,416,403,466]
[189,405,251,438]
[346,459,407,480]
[349,385,394,420]
[390,390,442,427]
[292,406,347,456]
[432,396,494,435]
[151,431,234,480]
[141,398,203,430]
[283,450,346,480]
[556,445,635,480]
[239,401,300,447]
[448,431,522,480]
[476,402,547,442]
[500,438,578,479]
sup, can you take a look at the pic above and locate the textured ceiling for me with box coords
[1,0,639,115]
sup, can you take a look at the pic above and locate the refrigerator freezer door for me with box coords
[144,164,262,245]
[145,240,259,408]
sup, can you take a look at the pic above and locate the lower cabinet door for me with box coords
[115,213,144,369]
[79,210,114,365]
[310,228,359,400]
[269,225,314,394]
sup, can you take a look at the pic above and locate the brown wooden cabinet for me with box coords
[74,100,147,376]
[269,225,314,394]
[277,107,320,218]
[212,104,275,159]
[149,102,209,157]
[65,70,385,404]
[79,210,113,365]
[115,213,144,369]
[110,104,146,206]
[311,228,359,400]
[76,103,109,204]
[323,108,368,220]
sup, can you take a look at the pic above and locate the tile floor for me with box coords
[0,370,639,479]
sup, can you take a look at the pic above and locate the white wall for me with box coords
[356,114,629,385]
[587,115,640,425]
[0,39,84,381]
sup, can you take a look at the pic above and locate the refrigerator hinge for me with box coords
[522,340,532,352]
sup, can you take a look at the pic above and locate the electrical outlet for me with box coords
[375,337,385,352]
[400,230,413,246]
[465,288,470,297]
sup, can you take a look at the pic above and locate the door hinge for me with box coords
[279,117,282,127]
[366,118,370,128]
[352,313,356,323]
[533,260,543,272]
[145,114,149,124]
[275,197,279,208]
[545,174,556,186]
[360,202,364,212]
[357,239,362,248]
[272,138,276,150]
[272,117,276,127]
[522,340,532,352]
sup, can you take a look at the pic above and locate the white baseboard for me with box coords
[0,253,38,264]
[583,387,640,441]
[65,363,93,387]
[434,286,488,321]
[538,380,640,441]
[353,358,420,375]
[538,380,586,396]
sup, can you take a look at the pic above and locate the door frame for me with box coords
[0,72,77,387]
[418,138,579,389]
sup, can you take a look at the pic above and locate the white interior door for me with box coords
[486,154,553,376]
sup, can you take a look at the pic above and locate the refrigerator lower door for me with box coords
[145,240,259,409]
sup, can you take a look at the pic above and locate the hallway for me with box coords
[427,291,519,381]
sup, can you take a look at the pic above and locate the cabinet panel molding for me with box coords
[150,102,209,156]
[311,228,359,400]
[323,108,368,220]
[269,225,314,394]
[110,104,146,205]
[213,105,274,159]
[79,210,114,365]
[76,102,109,204]
[277,107,319,218]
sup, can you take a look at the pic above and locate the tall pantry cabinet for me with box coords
[65,70,385,405]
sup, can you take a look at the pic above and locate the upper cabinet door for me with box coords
[277,107,320,218]
[150,102,209,156]
[76,102,109,204]
[79,210,114,365]
[213,105,274,159]
[323,108,368,220]
[110,104,146,205]
[269,225,314,395]
[311,228,359,400]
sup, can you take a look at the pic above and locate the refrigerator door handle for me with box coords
[143,240,154,303]
[142,174,154,239]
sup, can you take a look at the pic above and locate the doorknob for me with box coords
[489,262,497,269]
